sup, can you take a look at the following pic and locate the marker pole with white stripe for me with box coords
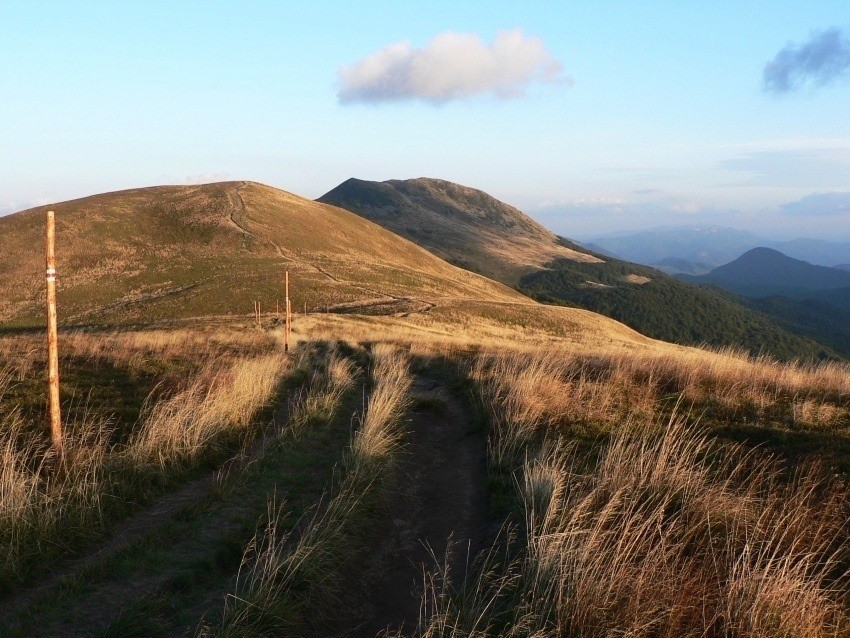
[45,210,63,458]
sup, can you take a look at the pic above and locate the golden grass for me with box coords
[287,349,357,436]
[419,349,850,638]
[471,351,659,467]
[507,421,849,637]
[352,343,412,465]
[0,327,276,370]
[0,407,109,580]
[471,345,850,446]
[128,353,287,468]
[298,303,850,410]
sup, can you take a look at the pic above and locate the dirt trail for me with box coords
[340,372,490,637]
[0,469,219,617]
[0,387,296,620]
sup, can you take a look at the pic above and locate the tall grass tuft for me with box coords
[287,351,356,436]
[352,343,412,467]
[0,407,109,582]
[128,353,287,468]
[217,344,412,637]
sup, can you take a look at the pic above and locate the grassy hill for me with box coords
[0,181,528,328]
[320,177,835,361]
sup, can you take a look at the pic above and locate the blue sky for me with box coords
[1,1,849,239]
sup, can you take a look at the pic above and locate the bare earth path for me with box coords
[337,370,490,638]
[0,378,347,636]
[0,387,300,619]
[0,366,489,637]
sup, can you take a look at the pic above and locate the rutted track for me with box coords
[335,370,490,637]
[0,351,365,636]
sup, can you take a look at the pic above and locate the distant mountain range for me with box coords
[587,227,850,274]
[321,179,835,360]
[681,248,850,357]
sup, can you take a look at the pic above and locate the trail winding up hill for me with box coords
[0,181,526,327]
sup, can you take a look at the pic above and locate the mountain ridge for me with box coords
[320,177,837,361]
[319,177,601,284]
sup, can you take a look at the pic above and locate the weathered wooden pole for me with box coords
[45,210,63,458]
[284,271,290,353]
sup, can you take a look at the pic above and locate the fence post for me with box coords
[45,210,63,459]
[284,271,290,353]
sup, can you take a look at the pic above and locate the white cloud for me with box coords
[337,29,567,104]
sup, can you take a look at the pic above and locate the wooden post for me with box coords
[45,210,63,458]
[284,271,290,353]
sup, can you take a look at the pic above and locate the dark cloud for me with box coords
[763,28,850,94]
[780,191,850,216]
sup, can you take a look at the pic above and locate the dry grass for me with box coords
[287,350,357,436]
[352,343,413,465]
[127,353,287,467]
[216,344,412,636]
[0,328,289,585]
[0,406,110,581]
[419,349,850,638]
[472,346,850,453]
[0,327,276,380]
[530,423,848,637]
[471,351,658,468]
